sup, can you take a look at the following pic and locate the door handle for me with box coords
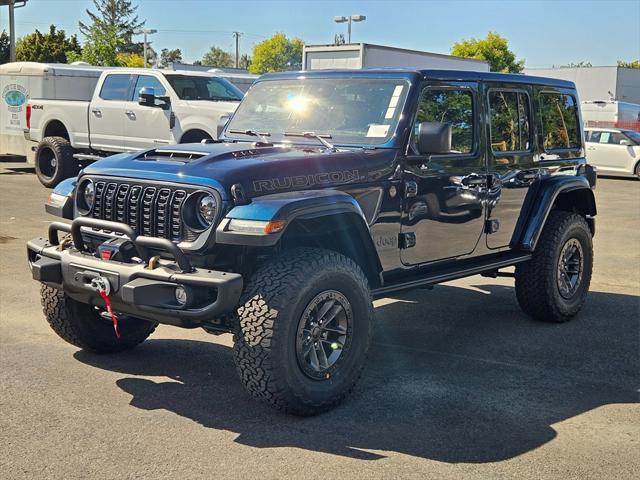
[91,108,101,116]
[461,174,487,187]
[125,110,136,119]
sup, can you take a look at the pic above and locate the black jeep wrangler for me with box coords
[28,69,597,415]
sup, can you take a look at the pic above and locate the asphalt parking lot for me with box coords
[1,162,638,480]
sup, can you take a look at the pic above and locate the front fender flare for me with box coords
[513,175,596,252]
[216,189,368,247]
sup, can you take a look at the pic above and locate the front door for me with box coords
[401,82,486,265]
[122,74,173,151]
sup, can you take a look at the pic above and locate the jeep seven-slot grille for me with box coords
[90,180,194,242]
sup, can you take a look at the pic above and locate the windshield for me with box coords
[164,74,243,101]
[225,78,410,146]
[624,130,640,144]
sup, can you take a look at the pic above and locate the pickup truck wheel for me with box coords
[35,137,77,188]
[233,248,373,416]
[515,211,593,322]
[41,285,157,353]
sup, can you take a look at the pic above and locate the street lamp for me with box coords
[133,28,157,68]
[0,0,29,62]
[334,15,366,44]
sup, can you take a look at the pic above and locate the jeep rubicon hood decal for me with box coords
[83,142,399,199]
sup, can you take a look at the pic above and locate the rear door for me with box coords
[88,73,132,152]
[121,74,173,151]
[484,84,537,249]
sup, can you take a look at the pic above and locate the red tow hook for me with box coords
[91,276,120,339]
[98,289,120,339]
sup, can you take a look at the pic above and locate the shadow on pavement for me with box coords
[75,283,639,462]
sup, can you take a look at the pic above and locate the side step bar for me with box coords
[73,153,103,161]
[372,252,532,299]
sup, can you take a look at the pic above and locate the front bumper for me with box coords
[27,218,243,330]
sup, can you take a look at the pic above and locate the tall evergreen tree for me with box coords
[79,0,144,54]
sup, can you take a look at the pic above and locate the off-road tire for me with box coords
[515,211,593,322]
[233,248,374,416]
[35,136,77,188]
[41,284,157,353]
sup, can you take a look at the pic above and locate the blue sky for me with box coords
[2,0,639,67]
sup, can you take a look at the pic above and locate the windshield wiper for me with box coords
[228,129,272,145]
[284,131,336,151]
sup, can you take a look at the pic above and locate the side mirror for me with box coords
[417,122,452,155]
[138,87,156,107]
[620,139,632,146]
[217,113,232,139]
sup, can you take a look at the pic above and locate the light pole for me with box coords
[1,0,29,62]
[134,28,157,68]
[334,15,366,44]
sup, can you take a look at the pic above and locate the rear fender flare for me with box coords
[513,175,596,251]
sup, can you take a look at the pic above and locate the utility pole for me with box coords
[1,0,29,62]
[134,28,157,68]
[233,31,242,69]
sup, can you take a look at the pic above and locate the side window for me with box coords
[488,90,531,152]
[589,131,602,143]
[609,132,626,145]
[539,92,580,150]
[99,75,132,101]
[132,75,166,99]
[416,88,474,154]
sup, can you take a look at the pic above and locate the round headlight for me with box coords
[197,194,217,226]
[83,180,95,211]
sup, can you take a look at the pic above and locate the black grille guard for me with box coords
[48,217,194,273]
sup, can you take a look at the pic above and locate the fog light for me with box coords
[175,285,188,306]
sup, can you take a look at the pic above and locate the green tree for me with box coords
[201,46,233,68]
[0,30,10,63]
[15,25,82,63]
[68,20,123,66]
[116,52,144,67]
[79,0,144,54]
[617,59,640,69]
[159,48,182,67]
[555,61,592,68]
[451,32,524,73]
[249,33,303,74]
[239,53,251,70]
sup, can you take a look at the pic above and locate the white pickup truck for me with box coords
[25,68,244,186]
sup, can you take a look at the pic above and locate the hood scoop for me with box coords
[137,148,209,163]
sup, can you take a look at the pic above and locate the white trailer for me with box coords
[1,62,105,161]
[303,43,489,72]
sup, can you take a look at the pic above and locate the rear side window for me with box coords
[100,75,132,101]
[416,89,474,154]
[488,90,531,152]
[539,93,580,150]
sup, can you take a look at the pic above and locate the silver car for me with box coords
[585,127,640,179]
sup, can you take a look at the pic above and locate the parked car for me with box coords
[584,127,640,179]
[24,68,244,187]
[28,69,597,416]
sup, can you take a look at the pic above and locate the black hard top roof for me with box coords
[261,68,576,89]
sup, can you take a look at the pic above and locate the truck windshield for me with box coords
[164,74,243,101]
[225,78,410,146]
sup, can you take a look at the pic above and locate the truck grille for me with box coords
[89,180,195,242]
